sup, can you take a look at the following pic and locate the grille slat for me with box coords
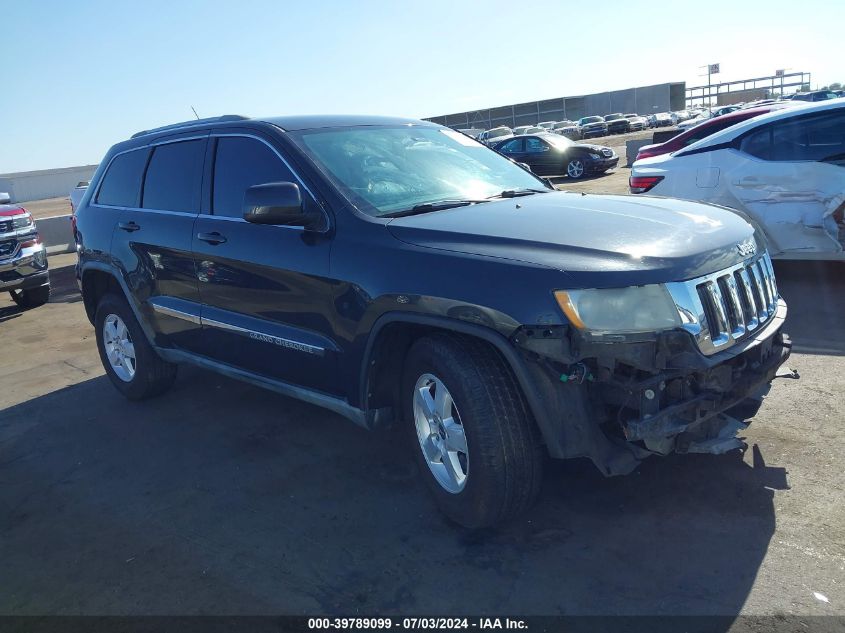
[721,275,746,336]
[748,263,768,320]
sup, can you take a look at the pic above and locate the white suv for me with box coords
[630,99,845,260]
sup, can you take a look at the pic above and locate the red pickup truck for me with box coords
[0,193,50,308]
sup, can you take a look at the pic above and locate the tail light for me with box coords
[629,176,664,194]
[635,148,662,161]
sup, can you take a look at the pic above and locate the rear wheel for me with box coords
[9,284,50,309]
[95,294,177,400]
[403,334,543,528]
[567,158,586,179]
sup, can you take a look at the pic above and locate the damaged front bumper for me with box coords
[513,299,792,476]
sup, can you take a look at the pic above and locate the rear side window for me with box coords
[96,149,148,207]
[212,137,295,218]
[740,111,845,162]
[142,140,206,212]
[525,138,548,153]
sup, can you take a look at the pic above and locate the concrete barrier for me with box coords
[626,139,653,166]
[652,129,681,144]
[36,214,75,254]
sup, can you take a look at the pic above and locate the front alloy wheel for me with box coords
[403,334,544,528]
[413,373,469,493]
[567,158,586,179]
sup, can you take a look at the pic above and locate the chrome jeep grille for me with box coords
[665,253,779,356]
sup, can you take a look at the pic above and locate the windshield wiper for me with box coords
[488,188,550,199]
[380,199,488,218]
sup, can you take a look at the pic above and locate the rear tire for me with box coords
[402,333,543,528]
[95,294,177,400]
[9,284,50,308]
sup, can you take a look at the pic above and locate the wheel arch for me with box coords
[80,263,157,344]
[359,312,557,452]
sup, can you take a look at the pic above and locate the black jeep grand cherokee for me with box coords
[75,114,791,528]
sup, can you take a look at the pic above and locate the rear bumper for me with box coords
[0,245,50,291]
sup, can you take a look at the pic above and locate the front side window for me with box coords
[142,140,205,212]
[96,149,148,207]
[213,136,296,218]
[291,125,546,216]
[740,111,845,162]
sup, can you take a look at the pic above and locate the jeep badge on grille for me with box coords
[737,239,756,258]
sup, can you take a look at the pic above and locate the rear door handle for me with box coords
[118,221,140,232]
[197,231,227,245]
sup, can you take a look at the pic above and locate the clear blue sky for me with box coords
[1,0,841,173]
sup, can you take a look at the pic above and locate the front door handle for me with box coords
[118,221,140,232]
[197,231,227,245]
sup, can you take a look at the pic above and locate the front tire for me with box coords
[95,294,177,400]
[9,284,50,308]
[566,158,586,179]
[403,334,543,528]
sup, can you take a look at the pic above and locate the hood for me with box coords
[576,143,614,153]
[581,121,606,128]
[386,191,756,287]
[0,204,27,217]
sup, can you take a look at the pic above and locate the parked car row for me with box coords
[467,109,691,146]
[631,98,845,261]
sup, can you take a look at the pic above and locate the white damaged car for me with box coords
[630,99,845,260]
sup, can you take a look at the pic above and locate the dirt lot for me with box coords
[1,246,844,620]
[15,197,73,220]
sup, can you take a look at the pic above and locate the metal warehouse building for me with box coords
[0,165,98,203]
[426,81,686,130]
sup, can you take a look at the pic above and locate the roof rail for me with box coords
[131,115,250,139]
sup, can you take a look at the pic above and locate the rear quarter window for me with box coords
[96,149,148,207]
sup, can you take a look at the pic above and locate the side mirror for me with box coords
[0,192,10,204]
[242,182,320,228]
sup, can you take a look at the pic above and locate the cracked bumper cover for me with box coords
[623,302,790,443]
[513,298,791,475]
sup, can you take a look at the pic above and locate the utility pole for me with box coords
[698,63,719,106]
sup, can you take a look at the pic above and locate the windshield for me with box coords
[543,134,576,149]
[605,114,622,121]
[291,125,546,217]
[488,128,512,139]
[580,116,603,124]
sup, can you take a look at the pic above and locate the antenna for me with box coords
[190,106,200,120]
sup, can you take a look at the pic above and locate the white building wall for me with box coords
[0,165,99,203]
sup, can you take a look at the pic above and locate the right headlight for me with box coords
[554,285,681,334]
